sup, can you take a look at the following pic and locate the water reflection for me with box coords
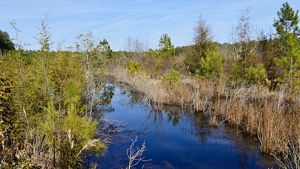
[96,84,115,113]
[85,83,277,169]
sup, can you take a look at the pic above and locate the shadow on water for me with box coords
[84,83,277,169]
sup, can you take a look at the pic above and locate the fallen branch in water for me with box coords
[126,136,151,169]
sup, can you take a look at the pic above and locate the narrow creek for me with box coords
[84,83,277,169]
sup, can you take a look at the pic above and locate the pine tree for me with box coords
[230,10,267,85]
[185,17,223,79]
[273,2,300,91]
[0,30,15,54]
[158,34,175,57]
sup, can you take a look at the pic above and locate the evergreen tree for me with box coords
[185,17,223,79]
[273,2,300,90]
[0,30,15,54]
[199,50,223,79]
[99,39,113,58]
[230,10,267,85]
[37,16,51,52]
[158,34,175,57]
[193,17,213,57]
[274,2,300,38]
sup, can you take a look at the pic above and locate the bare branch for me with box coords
[126,137,150,169]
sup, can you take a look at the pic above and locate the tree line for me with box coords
[121,2,300,93]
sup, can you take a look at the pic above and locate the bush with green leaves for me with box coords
[198,50,223,79]
[0,78,25,169]
[39,101,105,168]
[0,30,15,54]
[147,49,160,58]
[184,17,222,79]
[0,49,106,168]
[230,62,268,85]
[245,64,268,84]
[128,60,140,74]
[163,68,180,85]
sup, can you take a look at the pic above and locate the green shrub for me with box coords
[245,63,267,84]
[0,50,106,168]
[128,60,140,74]
[163,68,180,84]
[147,49,160,58]
[199,50,223,79]
[230,63,267,85]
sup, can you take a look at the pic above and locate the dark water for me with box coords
[84,83,277,169]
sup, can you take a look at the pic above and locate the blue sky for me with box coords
[0,0,299,50]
